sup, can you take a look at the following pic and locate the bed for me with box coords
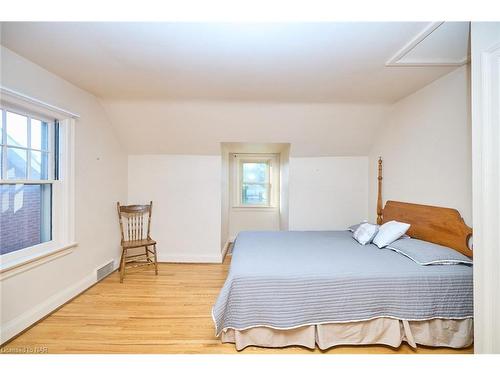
[212,158,473,350]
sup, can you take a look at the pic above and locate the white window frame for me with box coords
[232,153,280,208]
[0,87,77,279]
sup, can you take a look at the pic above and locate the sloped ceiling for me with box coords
[100,100,389,155]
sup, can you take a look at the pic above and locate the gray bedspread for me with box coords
[212,231,473,336]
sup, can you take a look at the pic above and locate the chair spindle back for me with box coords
[117,201,153,242]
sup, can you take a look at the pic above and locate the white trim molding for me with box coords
[0,86,80,119]
[0,242,78,281]
[221,241,231,261]
[471,23,500,354]
[386,22,469,67]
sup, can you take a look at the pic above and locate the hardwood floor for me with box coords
[1,257,473,354]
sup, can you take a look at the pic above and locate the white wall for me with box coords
[368,66,472,225]
[103,101,388,246]
[128,155,222,263]
[289,157,369,230]
[279,146,290,231]
[471,22,500,354]
[134,153,368,249]
[220,147,230,250]
[229,208,280,239]
[0,46,127,343]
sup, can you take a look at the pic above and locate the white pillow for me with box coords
[348,220,367,232]
[352,223,379,245]
[372,220,411,248]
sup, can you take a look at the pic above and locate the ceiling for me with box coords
[0,22,469,103]
[387,22,470,66]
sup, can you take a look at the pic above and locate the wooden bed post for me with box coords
[376,157,383,225]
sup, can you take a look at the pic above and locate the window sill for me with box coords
[0,242,78,281]
[232,206,279,212]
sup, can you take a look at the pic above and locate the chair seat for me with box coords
[121,238,157,249]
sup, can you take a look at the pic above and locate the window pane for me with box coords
[242,162,268,183]
[7,147,27,179]
[0,184,52,254]
[6,111,28,147]
[31,119,49,151]
[242,183,268,205]
[30,151,49,180]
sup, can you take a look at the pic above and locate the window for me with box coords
[233,154,279,208]
[241,161,270,205]
[0,88,76,277]
[0,108,56,255]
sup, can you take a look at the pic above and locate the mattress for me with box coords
[212,231,473,336]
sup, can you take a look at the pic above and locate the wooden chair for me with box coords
[117,201,158,283]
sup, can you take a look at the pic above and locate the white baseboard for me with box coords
[0,259,119,345]
[158,253,222,263]
[221,241,231,261]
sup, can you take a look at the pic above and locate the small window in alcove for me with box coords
[232,154,279,208]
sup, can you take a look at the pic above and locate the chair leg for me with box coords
[119,248,126,283]
[153,244,158,275]
[144,246,149,263]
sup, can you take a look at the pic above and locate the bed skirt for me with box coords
[220,318,473,351]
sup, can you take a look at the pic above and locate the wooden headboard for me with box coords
[376,158,473,258]
[382,201,472,257]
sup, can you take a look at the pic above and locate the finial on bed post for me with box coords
[377,157,383,225]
